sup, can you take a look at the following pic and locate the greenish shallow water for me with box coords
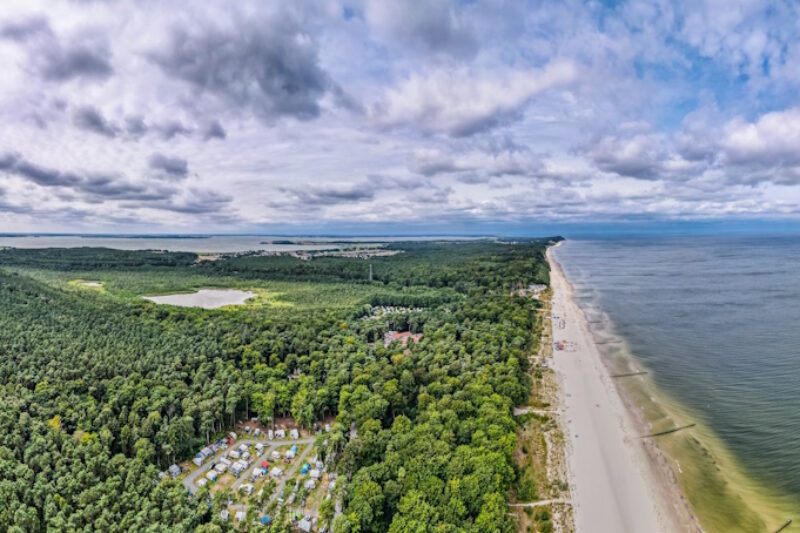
[553,236,800,530]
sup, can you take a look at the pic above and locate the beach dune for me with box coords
[548,247,685,532]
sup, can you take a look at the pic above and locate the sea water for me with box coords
[552,235,800,521]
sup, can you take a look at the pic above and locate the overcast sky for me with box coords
[1,0,800,234]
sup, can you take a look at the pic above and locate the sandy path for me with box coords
[548,247,680,533]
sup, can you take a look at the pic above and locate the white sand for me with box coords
[548,247,681,533]
[143,289,255,309]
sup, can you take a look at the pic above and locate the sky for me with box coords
[2,0,800,235]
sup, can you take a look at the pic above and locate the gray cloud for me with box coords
[1,17,113,81]
[155,120,192,140]
[148,153,189,179]
[0,16,49,41]
[202,120,227,140]
[73,106,118,137]
[364,0,477,59]
[281,183,376,206]
[0,152,81,186]
[150,11,336,122]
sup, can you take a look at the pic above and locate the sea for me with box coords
[552,236,800,517]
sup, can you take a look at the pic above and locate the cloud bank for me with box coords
[0,0,799,233]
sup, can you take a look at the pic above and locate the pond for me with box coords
[143,289,255,309]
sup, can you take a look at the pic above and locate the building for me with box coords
[383,331,423,348]
[275,429,286,438]
[215,463,227,473]
[192,457,204,467]
[205,471,217,482]
[304,479,316,490]
[255,442,264,454]
[309,468,321,480]
[220,510,229,522]
[235,510,246,523]
[290,428,299,439]
[298,518,312,532]
[168,464,181,478]
[268,429,275,440]
[196,478,208,488]
[270,467,283,478]
[240,483,255,495]
[200,446,213,458]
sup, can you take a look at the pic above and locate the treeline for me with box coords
[0,247,197,270]
[0,240,553,531]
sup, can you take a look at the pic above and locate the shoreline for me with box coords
[547,246,697,532]
[549,242,800,533]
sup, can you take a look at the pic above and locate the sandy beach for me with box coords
[548,246,693,533]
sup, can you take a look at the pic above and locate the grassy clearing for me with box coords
[513,288,573,533]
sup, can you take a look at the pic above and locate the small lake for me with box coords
[143,289,255,309]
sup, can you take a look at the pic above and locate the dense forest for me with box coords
[0,239,558,531]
